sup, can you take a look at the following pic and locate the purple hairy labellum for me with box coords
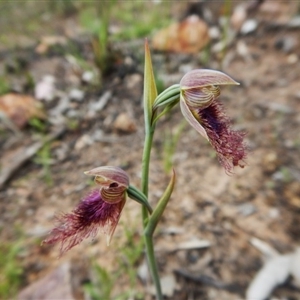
[180,69,247,172]
[43,166,129,256]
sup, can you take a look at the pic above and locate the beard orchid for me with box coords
[43,166,129,256]
[180,69,247,172]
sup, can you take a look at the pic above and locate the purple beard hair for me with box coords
[198,100,247,173]
[43,189,124,256]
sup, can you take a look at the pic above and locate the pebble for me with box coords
[272,171,284,181]
[209,26,221,39]
[290,249,300,285]
[88,91,111,116]
[66,109,81,119]
[113,113,137,133]
[92,129,117,143]
[81,70,94,83]
[294,91,300,99]
[34,75,56,101]
[268,208,280,219]
[236,40,250,57]
[287,54,298,64]
[274,36,296,53]
[75,134,94,150]
[288,16,300,28]
[240,19,258,35]
[54,143,69,161]
[68,88,85,102]
[125,73,142,89]
[231,4,247,31]
[49,96,70,116]
[237,203,257,216]
[137,260,149,283]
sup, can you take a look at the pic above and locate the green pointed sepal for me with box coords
[143,39,158,131]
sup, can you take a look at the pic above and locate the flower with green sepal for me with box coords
[43,166,152,256]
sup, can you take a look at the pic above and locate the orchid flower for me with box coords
[180,69,247,172]
[43,166,129,256]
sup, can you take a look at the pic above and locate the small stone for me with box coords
[288,16,300,28]
[294,91,300,99]
[66,109,81,118]
[124,56,134,66]
[240,19,258,35]
[125,73,142,89]
[274,36,296,53]
[54,143,69,161]
[113,113,137,133]
[290,249,300,285]
[237,203,256,216]
[49,96,70,116]
[267,102,292,114]
[176,238,211,250]
[209,26,221,39]
[231,4,247,31]
[81,71,94,83]
[75,134,94,150]
[236,40,250,57]
[137,260,149,283]
[287,54,298,64]
[149,275,176,297]
[35,75,56,102]
[88,91,111,117]
[263,152,279,173]
[268,208,280,219]
[69,89,85,102]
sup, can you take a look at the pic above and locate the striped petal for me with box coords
[180,69,239,89]
[85,166,129,188]
[180,93,208,140]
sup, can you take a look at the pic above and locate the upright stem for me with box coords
[144,231,163,300]
[141,126,154,222]
[141,125,163,300]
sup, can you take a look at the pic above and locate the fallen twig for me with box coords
[0,126,65,189]
[174,269,245,295]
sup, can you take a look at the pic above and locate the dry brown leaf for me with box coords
[0,93,46,128]
[35,35,67,54]
[152,15,210,54]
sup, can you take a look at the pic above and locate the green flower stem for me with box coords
[141,124,164,300]
[142,40,171,300]
[142,170,175,300]
[141,126,154,200]
[143,232,163,300]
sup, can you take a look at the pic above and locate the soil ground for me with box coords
[1,1,300,299]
